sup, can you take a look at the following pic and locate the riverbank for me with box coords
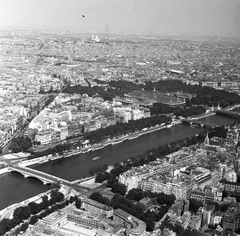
[0,167,9,175]
[46,122,173,160]
[21,122,171,167]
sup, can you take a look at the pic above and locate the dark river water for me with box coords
[0,114,236,210]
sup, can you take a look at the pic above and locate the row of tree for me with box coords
[150,103,206,117]
[0,189,63,235]
[30,142,73,159]
[0,190,82,236]
[0,189,80,236]
[85,114,171,144]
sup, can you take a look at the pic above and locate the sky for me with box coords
[0,0,240,37]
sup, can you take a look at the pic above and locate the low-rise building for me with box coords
[188,215,201,230]
[81,197,113,218]
[40,211,67,230]
[113,208,146,236]
[67,208,105,229]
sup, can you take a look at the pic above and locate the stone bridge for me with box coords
[8,165,72,185]
[216,109,240,119]
[181,119,217,128]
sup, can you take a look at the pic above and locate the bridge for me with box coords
[8,165,90,191]
[216,109,240,119]
[182,119,217,128]
[8,165,72,185]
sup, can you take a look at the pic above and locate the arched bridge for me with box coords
[8,165,72,185]
[8,164,91,192]
[216,110,240,119]
[182,119,217,128]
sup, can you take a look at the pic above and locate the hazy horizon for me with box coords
[1,0,240,38]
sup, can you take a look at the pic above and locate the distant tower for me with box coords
[235,131,240,154]
[220,164,227,180]
[234,131,240,174]
[211,104,214,112]
[184,200,189,212]
[204,132,210,145]
[234,159,240,174]
[105,24,109,38]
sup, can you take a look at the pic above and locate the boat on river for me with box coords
[93,144,105,151]
[50,155,61,161]
[81,147,92,153]
[128,133,140,140]
[92,156,101,161]
[190,124,199,128]
[171,120,181,126]
[38,158,48,164]
[112,138,124,145]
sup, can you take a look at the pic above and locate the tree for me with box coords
[111,182,127,196]
[0,218,11,235]
[69,196,75,204]
[156,193,175,206]
[95,172,112,183]
[9,136,32,153]
[9,141,22,153]
[20,223,29,232]
[42,195,49,209]
[29,215,38,225]
[89,192,110,205]
[126,188,144,201]
[13,206,31,221]
[75,197,82,209]
[28,202,40,215]
[49,189,64,205]
[56,191,65,202]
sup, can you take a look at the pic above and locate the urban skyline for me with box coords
[0,0,240,38]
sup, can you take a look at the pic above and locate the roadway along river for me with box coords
[0,114,236,210]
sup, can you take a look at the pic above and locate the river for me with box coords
[0,114,236,210]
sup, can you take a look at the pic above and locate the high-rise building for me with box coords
[202,205,214,226]
[234,159,240,174]
[113,209,146,236]
[220,164,227,180]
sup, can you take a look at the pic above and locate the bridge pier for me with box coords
[11,171,51,185]
[23,174,30,178]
